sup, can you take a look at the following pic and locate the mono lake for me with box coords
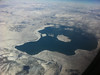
[15,26,98,55]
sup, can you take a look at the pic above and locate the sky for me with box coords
[1,0,100,4]
[36,0,100,3]
[33,0,100,4]
[69,0,100,3]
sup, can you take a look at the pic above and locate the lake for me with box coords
[15,26,98,55]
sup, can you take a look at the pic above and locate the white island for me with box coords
[57,35,71,42]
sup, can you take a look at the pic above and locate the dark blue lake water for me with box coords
[15,26,98,55]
